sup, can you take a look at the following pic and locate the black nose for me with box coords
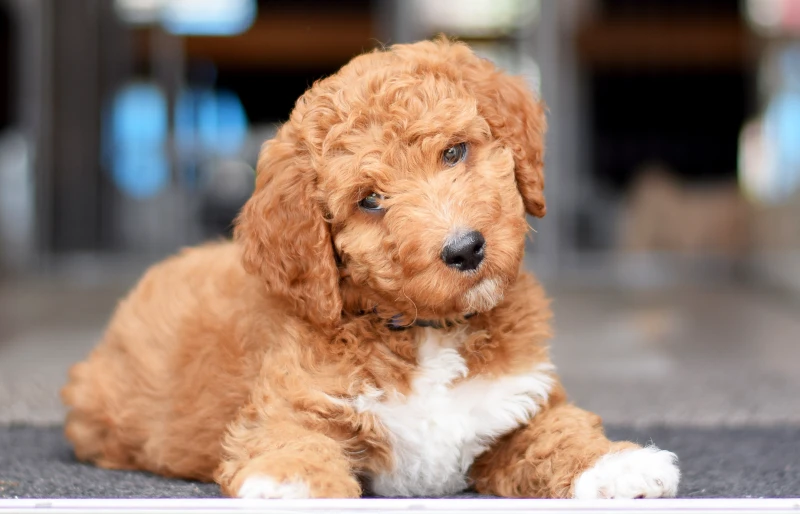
[441,230,485,272]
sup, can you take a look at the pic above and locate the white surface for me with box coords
[237,476,310,499]
[1,498,800,513]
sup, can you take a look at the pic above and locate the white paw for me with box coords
[573,446,680,499]
[237,475,310,499]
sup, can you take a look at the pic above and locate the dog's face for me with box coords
[321,81,526,321]
[236,40,547,328]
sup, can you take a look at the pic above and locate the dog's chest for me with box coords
[358,328,553,497]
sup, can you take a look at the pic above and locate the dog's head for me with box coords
[235,39,547,329]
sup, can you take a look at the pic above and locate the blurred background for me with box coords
[0,0,799,428]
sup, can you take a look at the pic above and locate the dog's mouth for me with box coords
[461,277,504,313]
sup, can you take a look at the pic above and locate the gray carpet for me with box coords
[1,425,799,499]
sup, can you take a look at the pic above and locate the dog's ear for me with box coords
[454,44,548,217]
[234,128,341,329]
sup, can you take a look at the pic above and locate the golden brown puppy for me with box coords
[61,39,680,499]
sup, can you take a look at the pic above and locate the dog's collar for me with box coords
[386,312,476,331]
[337,253,476,330]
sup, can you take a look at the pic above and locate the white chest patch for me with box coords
[358,328,554,497]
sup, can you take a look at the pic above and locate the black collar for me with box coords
[337,256,477,331]
[386,312,476,331]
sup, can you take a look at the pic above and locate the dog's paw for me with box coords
[573,446,680,499]
[237,475,310,499]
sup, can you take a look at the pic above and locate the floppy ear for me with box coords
[234,127,342,328]
[454,44,548,217]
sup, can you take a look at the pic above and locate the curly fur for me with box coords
[61,38,678,499]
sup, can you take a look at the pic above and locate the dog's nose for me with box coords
[441,230,485,272]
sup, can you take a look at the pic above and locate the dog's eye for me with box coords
[358,192,385,212]
[442,143,468,167]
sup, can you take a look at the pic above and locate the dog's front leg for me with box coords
[470,388,680,499]
[214,403,361,499]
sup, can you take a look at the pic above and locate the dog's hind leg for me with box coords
[61,354,140,471]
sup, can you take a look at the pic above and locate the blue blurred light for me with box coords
[161,0,256,36]
[174,87,249,186]
[764,90,800,198]
[175,87,248,158]
[740,43,800,204]
[200,90,248,156]
[105,82,248,197]
[107,83,169,199]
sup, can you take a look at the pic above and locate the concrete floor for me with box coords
[1,265,800,427]
[550,284,800,427]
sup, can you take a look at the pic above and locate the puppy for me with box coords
[61,39,680,499]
